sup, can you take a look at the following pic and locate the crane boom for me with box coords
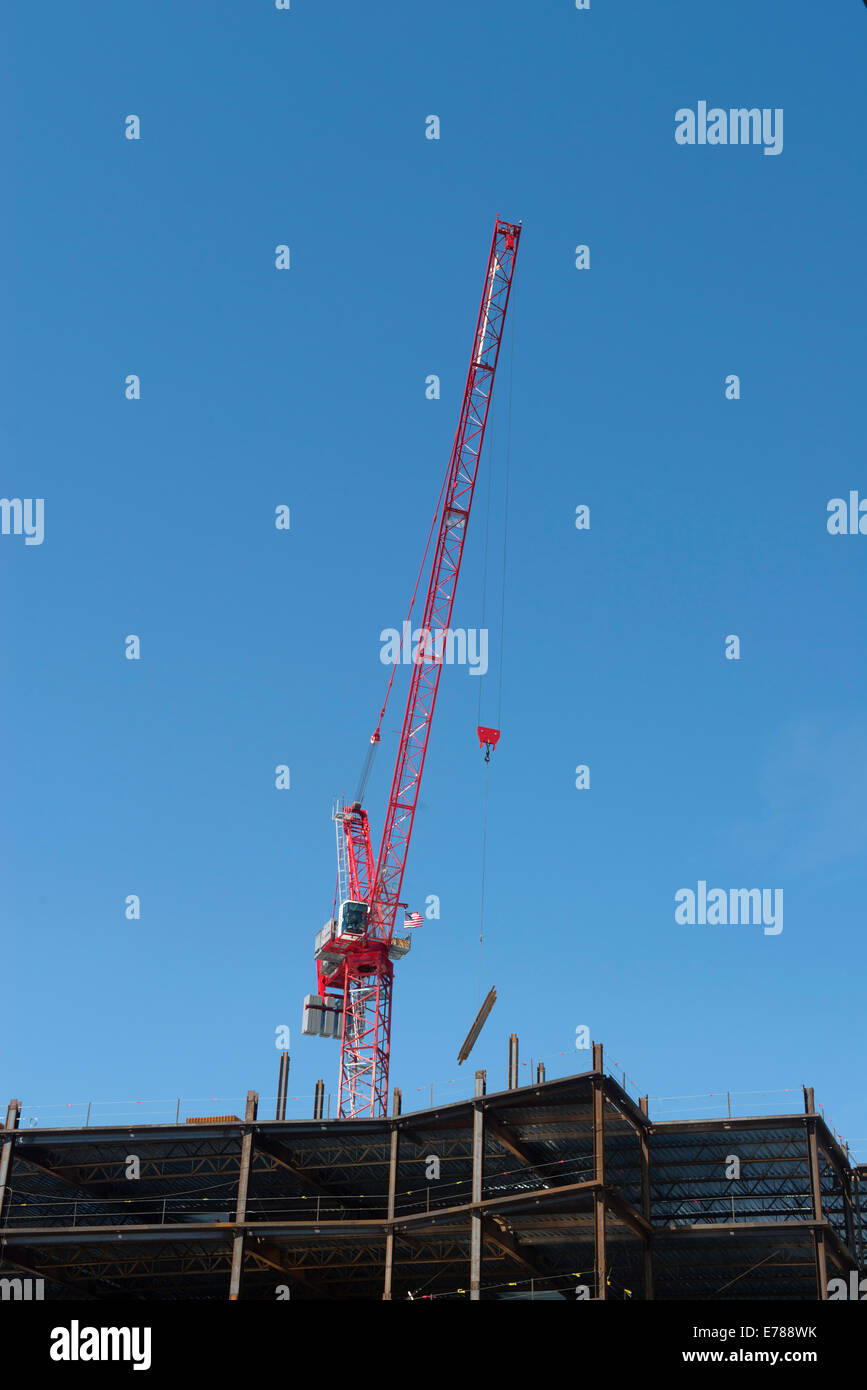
[304,219,521,1119]
[372,218,520,944]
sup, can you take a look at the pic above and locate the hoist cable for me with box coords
[355,454,450,804]
[497,292,516,728]
[477,758,490,1004]
[476,295,515,997]
[477,423,494,727]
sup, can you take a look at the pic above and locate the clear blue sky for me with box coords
[3,2,865,1154]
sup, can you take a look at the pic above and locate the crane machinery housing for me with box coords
[302,218,521,1120]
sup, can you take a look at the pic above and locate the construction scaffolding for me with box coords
[0,1044,863,1300]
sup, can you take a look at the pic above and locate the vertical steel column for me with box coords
[276,1052,289,1121]
[470,1070,486,1300]
[383,1087,402,1301]
[840,1164,857,1262]
[804,1085,828,1300]
[507,1034,519,1090]
[639,1095,654,1300]
[0,1100,21,1228]
[592,1043,606,1300]
[837,1144,857,1262]
[536,1062,546,1084]
[854,1170,865,1273]
[229,1090,258,1300]
[313,1080,325,1120]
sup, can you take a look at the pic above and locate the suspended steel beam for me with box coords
[457,986,497,1064]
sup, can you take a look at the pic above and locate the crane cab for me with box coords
[314,900,369,967]
[336,899,368,939]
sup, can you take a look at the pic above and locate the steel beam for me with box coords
[247,1235,330,1299]
[255,1135,329,1195]
[0,1242,116,1301]
[482,1215,546,1281]
[484,1112,553,1189]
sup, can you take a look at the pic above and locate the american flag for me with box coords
[405,911,423,928]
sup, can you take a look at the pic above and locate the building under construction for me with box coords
[1,1043,863,1301]
[2,227,862,1307]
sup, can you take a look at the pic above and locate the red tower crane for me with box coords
[302,219,521,1118]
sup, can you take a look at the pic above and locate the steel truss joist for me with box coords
[11,1136,250,1187]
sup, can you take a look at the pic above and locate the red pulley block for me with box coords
[477,726,501,761]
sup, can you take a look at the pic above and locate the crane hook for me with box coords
[477,725,500,763]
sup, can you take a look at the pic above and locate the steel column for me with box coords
[276,1052,289,1121]
[592,1043,605,1182]
[0,1100,21,1229]
[854,1171,865,1272]
[507,1034,519,1090]
[841,1161,857,1261]
[593,1191,607,1301]
[592,1044,606,1299]
[470,1070,486,1300]
[228,1090,258,1300]
[804,1086,828,1300]
[639,1094,654,1300]
[383,1087,401,1301]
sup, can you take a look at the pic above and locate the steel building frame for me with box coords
[1,1047,863,1300]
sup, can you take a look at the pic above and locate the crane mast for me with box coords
[303,219,521,1119]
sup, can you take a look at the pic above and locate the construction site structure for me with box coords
[1,1044,864,1301]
